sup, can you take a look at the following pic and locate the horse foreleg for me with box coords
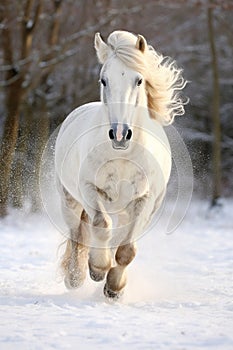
[104,243,136,299]
[89,202,112,282]
[104,194,153,299]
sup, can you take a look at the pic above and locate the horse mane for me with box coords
[103,31,187,125]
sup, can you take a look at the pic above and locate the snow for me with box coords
[0,198,233,350]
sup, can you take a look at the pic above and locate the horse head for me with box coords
[94,31,148,150]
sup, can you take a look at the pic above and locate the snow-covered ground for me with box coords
[0,198,233,350]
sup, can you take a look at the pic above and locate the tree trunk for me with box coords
[0,2,22,216]
[207,5,222,206]
[0,110,20,217]
[0,0,42,216]
[30,0,61,211]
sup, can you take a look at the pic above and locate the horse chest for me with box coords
[93,158,150,206]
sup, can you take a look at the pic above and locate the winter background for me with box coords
[0,1,233,349]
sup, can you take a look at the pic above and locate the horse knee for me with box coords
[115,243,136,266]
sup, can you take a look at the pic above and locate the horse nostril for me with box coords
[109,129,115,140]
[126,129,132,140]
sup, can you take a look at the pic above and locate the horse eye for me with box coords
[137,78,143,86]
[100,78,107,87]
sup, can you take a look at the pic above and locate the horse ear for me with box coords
[94,33,109,64]
[136,34,147,53]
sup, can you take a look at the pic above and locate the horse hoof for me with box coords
[89,267,106,282]
[103,283,123,300]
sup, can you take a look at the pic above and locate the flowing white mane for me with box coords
[98,30,187,125]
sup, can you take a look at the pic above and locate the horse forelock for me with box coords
[104,31,187,125]
[106,31,145,71]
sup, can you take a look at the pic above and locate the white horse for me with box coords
[55,30,187,299]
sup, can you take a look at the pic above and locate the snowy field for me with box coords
[0,198,233,350]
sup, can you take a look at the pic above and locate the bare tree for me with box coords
[0,0,41,216]
[207,3,222,205]
[30,0,63,211]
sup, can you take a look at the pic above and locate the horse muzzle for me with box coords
[108,123,132,150]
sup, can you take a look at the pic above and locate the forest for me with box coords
[0,0,233,217]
